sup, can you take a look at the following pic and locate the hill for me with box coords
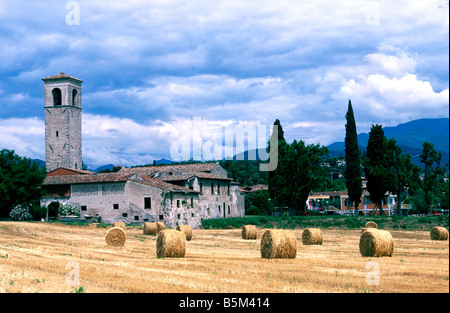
[327,118,449,166]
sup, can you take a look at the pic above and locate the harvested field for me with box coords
[0,222,448,293]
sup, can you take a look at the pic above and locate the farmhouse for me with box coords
[40,73,245,228]
[41,163,244,228]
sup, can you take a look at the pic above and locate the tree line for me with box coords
[0,149,47,219]
[265,100,448,216]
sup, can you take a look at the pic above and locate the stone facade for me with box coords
[43,73,82,172]
[41,163,245,228]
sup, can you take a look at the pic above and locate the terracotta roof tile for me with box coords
[158,174,195,182]
[118,162,219,175]
[43,173,134,185]
[42,73,83,82]
[46,167,93,176]
[190,172,233,181]
[129,178,199,194]
[43,172,199,194]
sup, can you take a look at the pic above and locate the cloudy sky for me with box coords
[0,0,448,169]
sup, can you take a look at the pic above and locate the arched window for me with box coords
[72,89,78,106]
[52,88,62,106]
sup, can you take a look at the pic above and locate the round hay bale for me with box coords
[105,227,127,247]
[359,229,394,257]
[112,222,126,231]
[242,225,257,240]
[156,229,186,258]
[302,228,323,245]
[176,225,193,241]
[260,229,297,259]
[430,226,449,241]
[156,222,166,233]
[143,222,157,235]
[365,221,378,229]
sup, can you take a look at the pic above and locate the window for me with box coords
[177,200,180,208]
[191,197,194,206]
[218,205,221,213]
[228,205,230,215]
[218,183,220,194]
[200,183,203,194]
[211,183,214,194]
[159,215,164,220]
[72,89,77,106]
[207,208,210,215]
[191,213,194,218]
[81,205,87,211]
[134,216,139,221]
[178,214,181,219]
[113,204,119,210]
[56,131,59,137]
[228,184,230,195]
[122,213,128,217]
[52,88,62,106]
[144,197,151,209]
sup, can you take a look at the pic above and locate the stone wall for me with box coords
[44,79,82,172]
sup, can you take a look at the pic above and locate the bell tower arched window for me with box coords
[52,88,62,106]
[72,89,78,106]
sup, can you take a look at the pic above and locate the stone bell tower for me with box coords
[43,73,83,172]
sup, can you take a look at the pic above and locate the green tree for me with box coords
[420,142,445,213]
[220,159,268,186]
[268,119,288,208]
[363,125,394,215]
[245,190,274,215]
[0,149,47,218]
[265,119,329,216]
[386,139,421,215]
[277,140,328,216]
[439,181,449,211]
[344,100,362,215]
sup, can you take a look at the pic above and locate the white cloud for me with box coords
[82,113,276,167]
[339,73,449,122]
[0,117,44,159]
[364,51,417,77]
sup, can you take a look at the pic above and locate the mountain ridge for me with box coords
[327,118,449,166]
[327,118,448,153]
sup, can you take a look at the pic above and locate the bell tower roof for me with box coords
[42,72,83,83]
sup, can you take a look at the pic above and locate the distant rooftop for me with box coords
[42,72,83,83]
[118,162,220,175]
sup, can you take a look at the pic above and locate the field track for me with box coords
[0,222,448,293]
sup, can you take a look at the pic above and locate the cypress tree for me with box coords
[364,124,390,215]
[268,119,287,210]
[344,100,362,215]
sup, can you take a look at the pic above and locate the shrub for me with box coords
[9,204,34,221]
[258,217,268,223]
[32,205,48,220]
[47,202,60,218]
[59,204,80,217]
[246,206,260,215]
